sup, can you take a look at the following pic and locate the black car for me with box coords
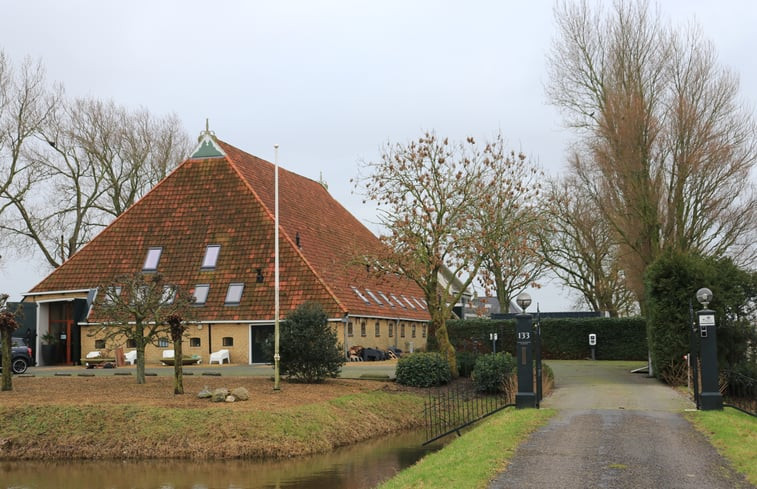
[0,337,35,374]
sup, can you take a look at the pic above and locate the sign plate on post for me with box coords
[699,314,715,327]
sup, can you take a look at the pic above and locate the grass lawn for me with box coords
[376,407,555,489]
[684,407,757,486]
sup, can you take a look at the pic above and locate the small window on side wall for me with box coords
[222,337,234,347]
[143,247,162,271]
[389,323,394,337]
[158,338,169,348]
[375,322,380,337]
[347,322,354,337]
[360,321,366,337]
[94,339,105,349]
[190,337,201,347]
[126,339,137,348]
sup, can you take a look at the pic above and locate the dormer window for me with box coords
[225,283,244,305]
[143,247,162,271]
[201,245,221,269]
[193,284,210,305]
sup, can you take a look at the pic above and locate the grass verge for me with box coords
[376,407,555,489]
[0,391,426,460]
[684,407,757,485]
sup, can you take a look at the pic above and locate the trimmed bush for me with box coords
[395,352,451,387]
[456,350,479,378]
[472,353,516,393]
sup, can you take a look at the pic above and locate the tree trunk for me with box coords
[173,338,184,395]
[432,312,458,378]
[1,329,12,391]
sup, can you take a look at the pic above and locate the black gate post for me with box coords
[515,293,536,409]
[689,300,700,410]
[696,288,723,411]
[534,306,542,407]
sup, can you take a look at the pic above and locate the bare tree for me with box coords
[357,132,537,375]
[0,293,20,391]
[95,273,195,385]
[540,176,636,316]
[477,148,546,311]
[547,0,757,308]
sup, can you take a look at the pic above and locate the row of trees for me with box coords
[0,50,191,268]
[357,0,756,376]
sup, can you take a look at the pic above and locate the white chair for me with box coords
[124,350,137,365]
[209,349,230,364]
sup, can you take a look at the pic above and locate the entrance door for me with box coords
[48,302,74,364]
[250,325,274,364]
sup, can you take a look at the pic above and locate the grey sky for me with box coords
[2,1,756,309]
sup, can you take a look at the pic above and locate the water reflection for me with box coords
[0,429,446,489]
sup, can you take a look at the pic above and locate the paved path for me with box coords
[488,361,754,489]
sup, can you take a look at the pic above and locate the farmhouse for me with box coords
[23,130,430,365]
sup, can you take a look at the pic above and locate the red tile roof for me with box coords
[28,137,430,323]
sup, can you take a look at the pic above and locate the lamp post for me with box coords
[515,292,536,409]
[696,287,722,410]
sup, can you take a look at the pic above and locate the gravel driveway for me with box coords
[488,361,754,489]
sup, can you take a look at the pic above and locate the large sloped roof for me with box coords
[28,136,430,322]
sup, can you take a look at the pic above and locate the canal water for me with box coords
[0,429,447,489]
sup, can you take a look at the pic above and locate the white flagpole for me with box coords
[274,144,281,391]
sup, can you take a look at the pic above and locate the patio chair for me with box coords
[124,350,137,365]
[209,349,230,364]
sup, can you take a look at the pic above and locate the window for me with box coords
[126,339,137,348]
[104,286,121,303]
[347,322,354,337]
[193,284,210,305]
[161,285,176,304]
[365,289,383,305]
[360,321,366,337]
[225,283,244,305]
[94,339,105,349]
[400,323,406,338]
[190,337,201,347]
[222,337,234,347]
[413,298,426,310]
[351,286,371,305]
[142,247,162,271]
[412,324,417,338]
[422,325,427,338]
[389,323,394,337]
[375,321,380,337]
[402,295,417,309]
[158,338,169,348]
[201,245,221,269]
[391,294,406,308]
[378,291,394,307]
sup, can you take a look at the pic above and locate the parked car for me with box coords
[0,337,35,374]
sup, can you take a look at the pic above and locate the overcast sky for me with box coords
[2,1,757,310]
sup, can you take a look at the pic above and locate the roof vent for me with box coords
[318,172,329,191]
[296,232,301,248]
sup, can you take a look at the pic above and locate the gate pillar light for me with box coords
[515,292,536,409]
[696,288,722,411]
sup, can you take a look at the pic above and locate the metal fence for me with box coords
[722,369,757,416]
[423,380,514,445]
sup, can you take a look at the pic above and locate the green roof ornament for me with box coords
[190,119,226,159]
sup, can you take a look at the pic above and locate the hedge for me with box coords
[445,317,647,361]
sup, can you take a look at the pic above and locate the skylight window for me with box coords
[225,283,244,305]
[390,294,406,308]
[365,289,383,306]
[193,284,210,305]
[378,291,394,307]
[161,285,176,305]
[402,295,417,309]
[104,286,121,304]
[413,298,426,310]
[351,286,371,305]
[201,245,221,269]
[142,247,162,271]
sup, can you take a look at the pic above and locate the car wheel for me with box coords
[12,357,28,374]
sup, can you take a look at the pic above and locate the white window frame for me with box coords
[224,283,244,305]
[201,245,221,269]
[193,284,210,305]
[143,247,162,271]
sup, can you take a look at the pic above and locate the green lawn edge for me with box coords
[684,408,757,486]
[377,407,556,489]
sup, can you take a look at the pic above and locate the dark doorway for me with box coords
[250,325,274,364]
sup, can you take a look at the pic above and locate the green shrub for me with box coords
[472,353,516,393]
[395,352,451,387]
[456,351,479,378]
[265,301,345,383]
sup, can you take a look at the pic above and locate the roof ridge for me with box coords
[216,139,348,315]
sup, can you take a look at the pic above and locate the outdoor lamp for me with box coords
[696,287,713,308]
[516,292,532,312]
